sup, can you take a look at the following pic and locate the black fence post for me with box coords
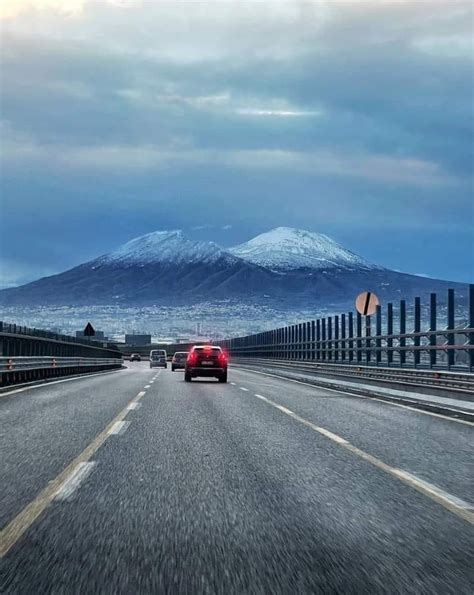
[365,315,371,364]
[356,313,362,364]
[334,315,339,362]
[348,312,354,362]
[375,305,382,366]
[400,300,406,366]
[307,322,311,360]
[414,297,421,367]
[311,321,316,360]
[327,317,333,361]
[341,314,346,362]
[387,303,393,366]
[322,318,327,361]
[430,293,437,368]
[316,320,321,361]
[447,288,455,369]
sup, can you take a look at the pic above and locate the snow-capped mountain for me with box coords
[0,227,464,308]
[99,230,238,267]
[230,227,379,272]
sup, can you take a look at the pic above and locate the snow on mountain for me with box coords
[99,230,238,267]
[230,227,379,272]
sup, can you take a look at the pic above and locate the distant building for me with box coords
[125,334,152,346]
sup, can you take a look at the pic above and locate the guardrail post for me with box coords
[375,305,382,366]
[468,284,474,372]
[311,321,316,360]
[430,293,437,368]
[348,312,354,362]
[334,315,339,362]
[447,288,455,369]
[341,314,346,362]
[414,297,421,367]
[400,300,406,366]
[387,303,393,366]
[356,313,362,363]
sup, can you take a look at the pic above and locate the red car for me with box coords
[185,345,228,383]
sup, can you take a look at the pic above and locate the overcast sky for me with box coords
[0,0,473,288]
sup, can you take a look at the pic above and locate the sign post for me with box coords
[355,292,380,364]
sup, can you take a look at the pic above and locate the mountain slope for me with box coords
[0,231,278,306]
[230,227,379,272]
[0,228,466,308]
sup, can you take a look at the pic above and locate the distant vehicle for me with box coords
[185,345,228,383]
[150,349,167,368]
[129,353,141,362]
[171,351,188,371]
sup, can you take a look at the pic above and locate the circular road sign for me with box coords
[355,291,380,316]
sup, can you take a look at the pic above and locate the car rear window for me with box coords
[194,347,221,353]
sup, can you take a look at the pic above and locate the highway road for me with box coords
[1,363,473,593]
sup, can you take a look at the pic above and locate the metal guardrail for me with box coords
[0,321,116,350]
[232,358,474,396]
[0,357,122,373]
[0,356,123,387]
[219,285,474,372]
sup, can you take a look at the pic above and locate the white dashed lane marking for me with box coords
[54,462,96,501]
[253,393,474,523]
[108,421,131,435]
[127,402,142,411]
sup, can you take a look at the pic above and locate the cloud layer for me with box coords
[1,0,473,285]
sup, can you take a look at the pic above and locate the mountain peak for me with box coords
[230,227,378,271]
[99,229,236,266]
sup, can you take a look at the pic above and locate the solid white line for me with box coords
[54,462,96,501]
[108,421,130,435]
[235,367,473,426]
[392,470,474,512]
[127,402,142,410]
[252,391,473,523]
[239,387,249,392]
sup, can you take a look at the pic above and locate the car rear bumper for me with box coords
[172,363,186,369]
[187,366,226,377]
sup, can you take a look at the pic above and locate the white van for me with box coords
[149,349,167,369]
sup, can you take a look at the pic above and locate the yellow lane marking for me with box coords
[253,393,474,524]
[0,389,148,557]
[235,367,473,426]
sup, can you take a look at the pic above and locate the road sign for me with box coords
[83,322,95,337]
[355,291,379,316]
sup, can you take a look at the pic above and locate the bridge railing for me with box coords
[218,284,474,372]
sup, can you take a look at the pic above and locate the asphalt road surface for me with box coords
[1,362,473,594]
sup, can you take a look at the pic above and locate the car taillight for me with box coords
[187,351,197,365]
[218,352,227,365]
